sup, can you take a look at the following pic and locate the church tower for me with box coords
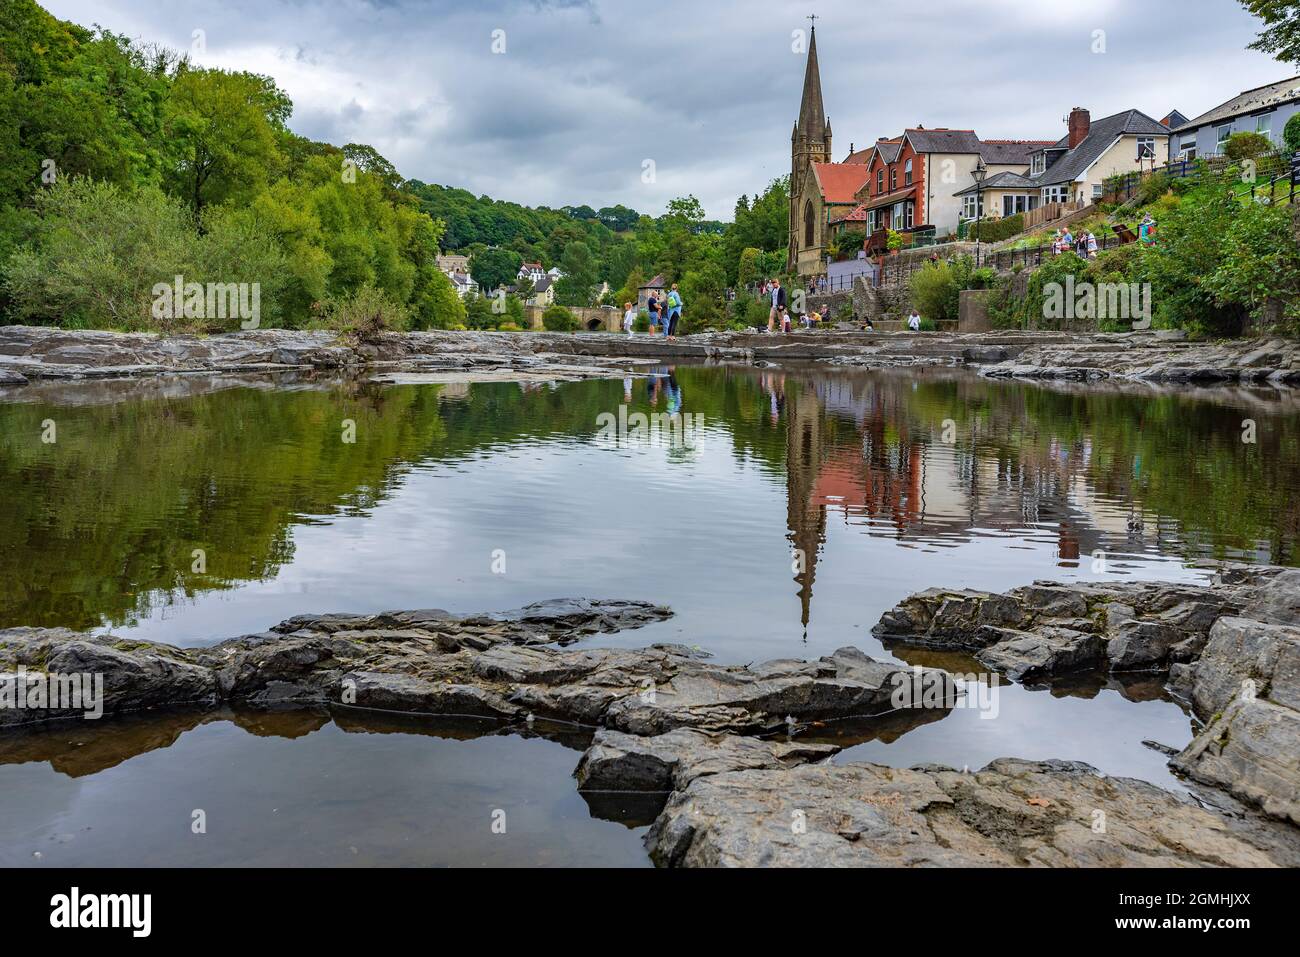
[789,26,833,272]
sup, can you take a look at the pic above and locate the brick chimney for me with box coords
[1068,108,1091,149]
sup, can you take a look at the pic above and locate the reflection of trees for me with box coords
[2,366,1296,634]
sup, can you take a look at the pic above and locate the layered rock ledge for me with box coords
[0,600,950,737]
[2,325,1296,388]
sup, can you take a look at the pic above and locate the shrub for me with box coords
[909,261,960,323]
[1224,131,1274,163]
[542,304,577,331]
[1286,113,1300,155]
[319,284,411,340]
[5,178,288,332]
[967,213,1024,243]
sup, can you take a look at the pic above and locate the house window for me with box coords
[804,201,815,248]
[1031,153,1045,175]
[890,167,897,190]
[1092,183,1104,200]
[1042,185,1068,204]
[904,201,914,229]
[1256,114,1273,140]
[963,195,977,219]
[904,158,913,186]
[876,169,884,194]
[1216,124,1232,146]
[1137,137,1155,160]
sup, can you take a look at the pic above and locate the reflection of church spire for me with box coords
[785,381,826,632]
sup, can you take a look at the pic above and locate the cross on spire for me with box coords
[807,14,819,29]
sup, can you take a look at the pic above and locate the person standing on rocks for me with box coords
[666,284,684,339]
[767,279,786,334]
[648,291,662,334]
[623,301,637,336]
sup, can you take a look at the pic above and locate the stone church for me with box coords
[788,27,869,277]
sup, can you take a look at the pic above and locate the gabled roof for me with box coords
[532,276,553,293]
[842,147,873,164]
[978,139,1056,164]
[1032,110,1170,186]
[903,128,982,154]
[1174,76,1300,133]
[640,274,666,290]
[812,162,871,203]
[1161,110,1190,129]
[870,138,903,164]
[954,171,1038,196]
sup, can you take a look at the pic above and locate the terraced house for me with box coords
[852,131,1050,248]
[956,108,1172,220]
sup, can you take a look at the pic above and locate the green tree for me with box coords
[555,241,598,306]
[1242,0,1300,65]
[469,246,522,293]
[162,67,291,215]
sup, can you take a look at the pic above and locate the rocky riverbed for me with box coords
[2,565,1298,867]
[3,325,1298,388]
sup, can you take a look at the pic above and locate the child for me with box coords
[622,301,636,336]
[907,310,922,332]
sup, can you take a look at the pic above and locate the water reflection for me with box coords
[1,364,1296,642]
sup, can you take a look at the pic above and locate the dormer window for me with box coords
[1032,153,1045,175]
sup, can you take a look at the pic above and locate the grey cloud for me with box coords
[43,0,1289,218]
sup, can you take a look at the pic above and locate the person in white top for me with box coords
[623,301,636,335]
[907,310,922,332]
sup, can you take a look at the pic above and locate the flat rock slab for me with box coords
[574,727,840,793]
[646,757,1300,868]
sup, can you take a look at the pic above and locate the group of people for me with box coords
[624,284,685,338]
[1051,227,1100,258]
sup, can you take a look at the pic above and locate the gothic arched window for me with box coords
[804,201,815,248]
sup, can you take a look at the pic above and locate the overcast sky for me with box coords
[44,0,1294,219]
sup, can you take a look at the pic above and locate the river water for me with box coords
[1,363,1296,866]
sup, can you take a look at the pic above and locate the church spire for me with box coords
[797,25,826,139]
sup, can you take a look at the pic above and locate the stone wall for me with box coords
[958,289,993,333]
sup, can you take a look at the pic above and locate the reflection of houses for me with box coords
[772,370,1184,629]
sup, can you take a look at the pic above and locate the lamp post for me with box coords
[971,158,987,268]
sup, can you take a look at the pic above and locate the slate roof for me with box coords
[1031,110,1170,186]
[1174,76,1300,133]
[904,128,982,154]
[1161,110,1190,129]
[954,171,1039,196]
[812,162,872,203]
[873,139,903,163]
[978,139,1056,164]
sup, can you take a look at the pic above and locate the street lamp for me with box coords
[971,158,988,268]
